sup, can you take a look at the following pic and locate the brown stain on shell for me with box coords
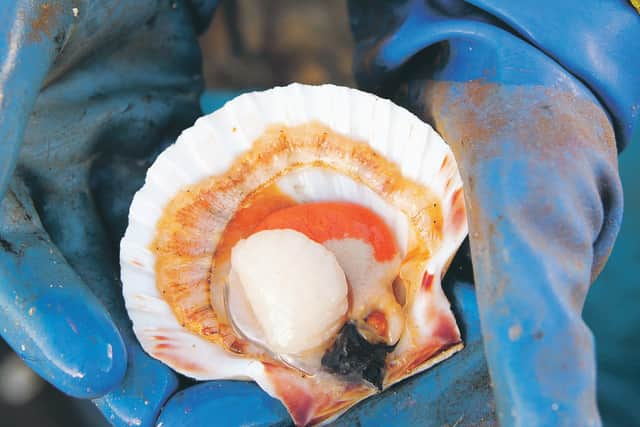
[421,273,434,292]
[154,351,207,376]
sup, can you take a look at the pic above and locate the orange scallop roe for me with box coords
[214,185,297,265]
[254,201,398,262]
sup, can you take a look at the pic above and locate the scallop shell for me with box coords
[121,83,468,425]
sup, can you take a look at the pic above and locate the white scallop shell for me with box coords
[120,83,467,420]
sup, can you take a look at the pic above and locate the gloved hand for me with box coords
[348,0,639,425]
[0,1,215,425]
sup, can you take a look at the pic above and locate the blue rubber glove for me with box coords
[348,0,639,425]
[0,1,216,425]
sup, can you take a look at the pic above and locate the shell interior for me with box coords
[121,84,468,426]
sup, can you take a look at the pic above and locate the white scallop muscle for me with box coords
[230,229,349,355]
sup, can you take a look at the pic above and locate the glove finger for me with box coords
[29,166,177,427]
[93,355,177,427]
[0,177,126,398]
[157,381,290,427]
[422,79,621,425]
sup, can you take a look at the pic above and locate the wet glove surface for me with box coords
[0,1,216,425]
[348,0,639,425]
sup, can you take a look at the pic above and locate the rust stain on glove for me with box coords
[29,1,62,42]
